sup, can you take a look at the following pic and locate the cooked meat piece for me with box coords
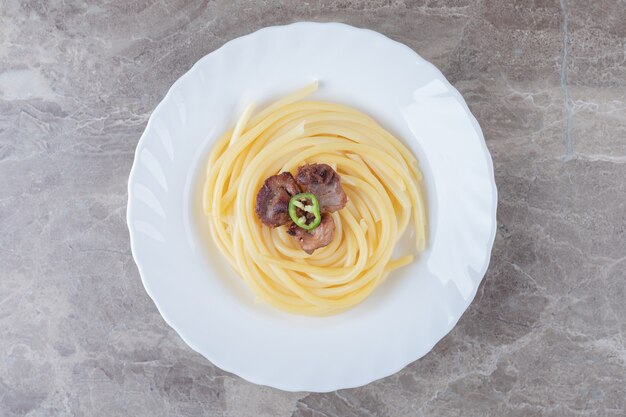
[255,172,301,227]
[295,163,347,212]
[287,213,335,254]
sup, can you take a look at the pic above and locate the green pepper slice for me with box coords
[288,193,321,230]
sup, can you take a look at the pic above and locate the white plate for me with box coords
[127,22,497,392]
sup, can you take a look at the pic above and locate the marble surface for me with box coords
[1,0,625,416]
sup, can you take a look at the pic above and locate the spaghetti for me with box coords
[202,82,427,315]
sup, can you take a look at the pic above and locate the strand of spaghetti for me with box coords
[247,81,319,127]
[206,129,232,173]
[384,255,415,273]
[229,103,256,147]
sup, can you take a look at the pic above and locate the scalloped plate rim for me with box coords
[127,21,498,392]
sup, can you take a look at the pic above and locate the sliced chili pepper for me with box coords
[288,193,321,230]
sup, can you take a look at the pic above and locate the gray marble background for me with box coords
[1,0,625,416]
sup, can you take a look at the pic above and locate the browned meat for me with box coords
[287,213,335,254]
[295,164,347,212]
[255,172,301,227]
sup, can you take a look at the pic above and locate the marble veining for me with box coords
[558,0,573,158]
[1,1,624,416]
